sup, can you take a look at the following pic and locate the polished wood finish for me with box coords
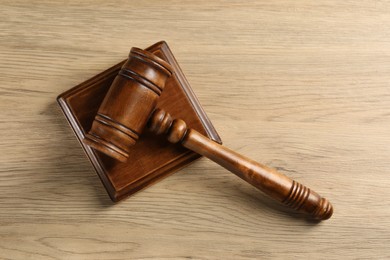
[84,47,332,219]
[3,1,390,258]
[84,47,173,162]
[149,109,333,220]
[57,41,221,201]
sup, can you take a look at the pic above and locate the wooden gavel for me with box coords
[84,47,333,220]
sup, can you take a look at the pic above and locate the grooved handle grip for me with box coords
[283,181,333,220]
[148,109,333,220]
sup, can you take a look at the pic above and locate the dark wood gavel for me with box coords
[84,47,333,220]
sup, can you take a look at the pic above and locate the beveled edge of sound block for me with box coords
[57,41,221,202]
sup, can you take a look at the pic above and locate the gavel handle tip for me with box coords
[312,198,333,220]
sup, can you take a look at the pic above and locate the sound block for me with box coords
[57,41,221,202]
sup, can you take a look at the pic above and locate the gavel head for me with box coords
[83,47,173,162]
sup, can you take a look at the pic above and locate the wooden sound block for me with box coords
[57,41,221,202]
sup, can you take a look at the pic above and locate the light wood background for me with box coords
[1,1,390,259]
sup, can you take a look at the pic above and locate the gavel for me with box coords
[84,47,333,220]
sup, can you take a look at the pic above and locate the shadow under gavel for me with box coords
[83,47,333,221]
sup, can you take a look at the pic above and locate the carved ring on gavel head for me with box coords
[84,47,172,162]
[83,47,333,221]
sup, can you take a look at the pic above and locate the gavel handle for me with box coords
[148,109,333,220]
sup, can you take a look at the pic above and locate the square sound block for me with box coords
[57,41,221,202]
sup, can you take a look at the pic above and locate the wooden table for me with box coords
[1,1,389,259]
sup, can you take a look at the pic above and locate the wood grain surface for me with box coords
[1,0,389,259]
